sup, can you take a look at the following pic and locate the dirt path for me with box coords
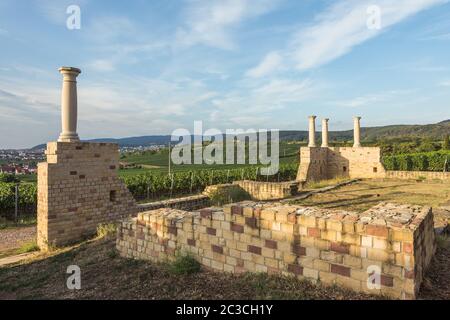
[0,226,36,252]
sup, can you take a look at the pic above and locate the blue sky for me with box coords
[0,0,450,148]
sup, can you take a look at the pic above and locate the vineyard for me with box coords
[0,164,298,219]
[2,149,449,220]
[382,150,450,171]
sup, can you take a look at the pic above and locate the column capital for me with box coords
[309,115,317,120]
[353,116,362,121]
[59,66,81,74]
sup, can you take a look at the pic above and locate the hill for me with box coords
[30,120,450,149]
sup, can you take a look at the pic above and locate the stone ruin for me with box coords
[36,67,438,299]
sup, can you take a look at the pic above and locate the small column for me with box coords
[58,66,81,142]
[308,115,316,147]
[353,116,361,148]
[321,118,329,147]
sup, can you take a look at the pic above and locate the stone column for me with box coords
[308,115,316,147]
[321,118,329,147]
[58,67,81,142]
[353,116,361,148]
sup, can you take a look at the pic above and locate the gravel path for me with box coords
[0,226,36,251]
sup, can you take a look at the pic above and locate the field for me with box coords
[293,179,450,212]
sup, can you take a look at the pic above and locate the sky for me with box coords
[0,0,450,149]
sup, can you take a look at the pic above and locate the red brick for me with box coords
[231,205,243,215]
[245,217,258,228]
[200,209,213,219]
[331,264,351,277]
[168,226,177,235]
[288,264,303,275]
[265,239,278,249]
[206,227,216,236]
[307,227,321,238]
[404,269,415,279]
[248,245,262,255]
[366,225,389,238]
[136,232,145,240]
[187,239,196,246]
[292,244,306,256]
[330,242,350,254]
[403,242,413,254]
[212,244,224,254]
[230,223,244,233]
[381,275,394,287]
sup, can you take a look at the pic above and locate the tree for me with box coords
[443,134,450,150]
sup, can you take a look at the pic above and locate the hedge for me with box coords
[382,151,450,172]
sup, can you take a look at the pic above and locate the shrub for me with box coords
[168,253,201,275]
[96,223,117,238]
[209,186,250,206]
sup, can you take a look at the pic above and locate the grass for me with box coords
[0,237,382,300]
[17,240,39,254]
[96,223,117,239]
[167,253,201,275]
[292,178,450,212]
[0,216,36,230]
[304,177,351,190]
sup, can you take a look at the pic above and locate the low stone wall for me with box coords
[117,201,435,299]
[234,180,300,200]
[137,195,210,212]
[203,181,299,201]
[386,170,450,181]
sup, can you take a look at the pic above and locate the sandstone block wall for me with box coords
[37,142,138,249]
[137,195,210,212]
[385,170,450,181]
[297,146,386,182]
[116,201,435,299]
[204,181,299,201]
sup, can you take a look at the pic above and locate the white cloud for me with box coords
[176,0,278,49]
[88,59,116,72]
[438,80,450,86]
[209,78,314,127]
[290,0,447,70]
[333,90,412,107]
[245,51,283,78]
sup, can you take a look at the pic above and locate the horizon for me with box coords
[1,0,450,149]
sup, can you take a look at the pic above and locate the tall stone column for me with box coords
[321,118,329,147]
[308,115,316,147]
[353,116,362,148]
[58,67,81,142]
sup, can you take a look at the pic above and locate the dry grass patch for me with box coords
[293,179,450,212]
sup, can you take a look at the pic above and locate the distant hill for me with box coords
[30,120,450,149]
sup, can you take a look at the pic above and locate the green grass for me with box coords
[17,240,39,254]
[167,253,201,275]
[0,216,36,230]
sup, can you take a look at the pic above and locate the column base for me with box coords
[58,132,80,142]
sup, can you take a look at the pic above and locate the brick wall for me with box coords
[204,181,300,201]
[37,141,138,249]
[138,195,210,212]
[116,201,435,299]
[297,147,386,182]
[386,170,450,181]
